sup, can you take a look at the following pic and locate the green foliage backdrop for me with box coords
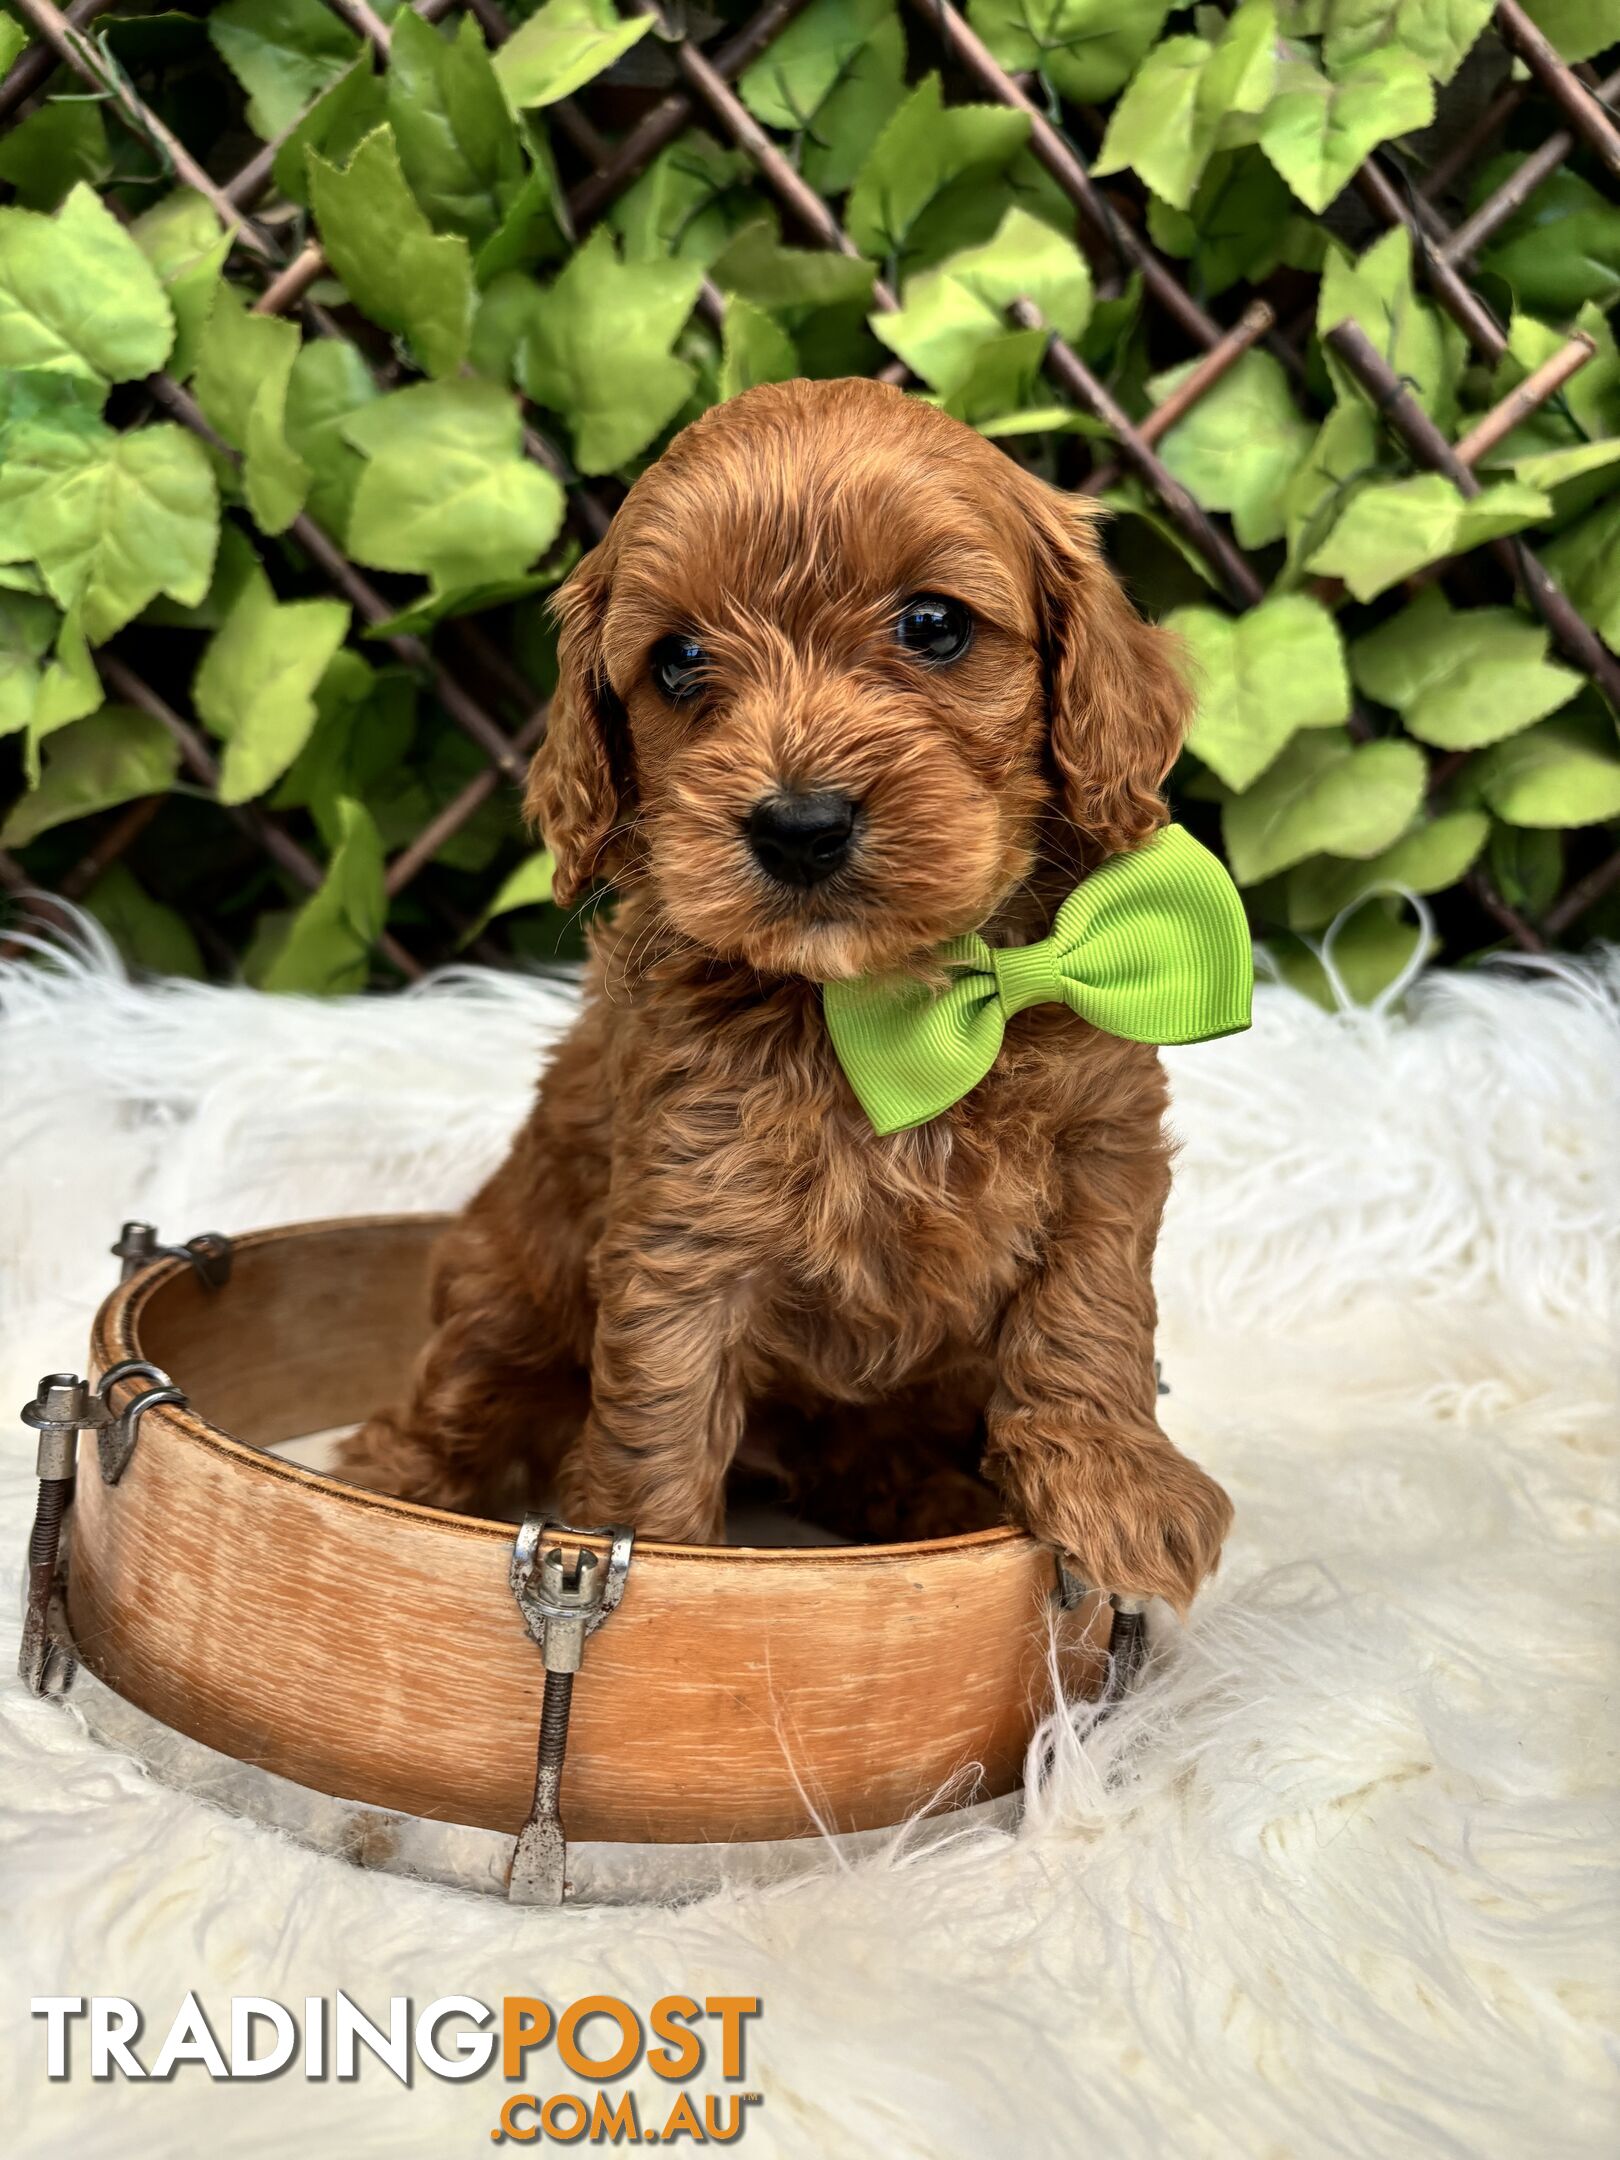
[0,0,1617,1001]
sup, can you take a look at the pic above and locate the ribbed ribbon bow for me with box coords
[822,824,1253,1135]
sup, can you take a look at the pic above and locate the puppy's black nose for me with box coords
[746,791,857,888]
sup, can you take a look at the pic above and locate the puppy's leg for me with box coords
[337,1215,587,1516]
[984,1138,1232,1614]
[555,1193,751,1543]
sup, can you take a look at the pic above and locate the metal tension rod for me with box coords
[18,1376,108,1694]
[507,1518,634,1906]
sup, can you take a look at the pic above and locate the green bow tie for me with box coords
[822,824,1253,1135]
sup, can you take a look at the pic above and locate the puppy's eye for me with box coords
[895,594,972,664]
[651,632,708,702]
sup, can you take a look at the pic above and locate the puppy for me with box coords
[340,377,1234,1610]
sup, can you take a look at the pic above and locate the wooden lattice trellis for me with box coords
[1,0,1617,974]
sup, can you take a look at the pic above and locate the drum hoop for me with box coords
[16,1214,1125,1902]
[40,1590,1022,1906]
[97,1213,1031,1566]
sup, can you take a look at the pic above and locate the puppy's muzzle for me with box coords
[746,791,857,889]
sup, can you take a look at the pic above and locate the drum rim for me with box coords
[41,1586,1025,1905]
[94,1210,1035,1569]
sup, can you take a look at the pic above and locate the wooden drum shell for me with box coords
[71,1217,1108,1846]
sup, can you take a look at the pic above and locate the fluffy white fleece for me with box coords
[0,926,1616,2160]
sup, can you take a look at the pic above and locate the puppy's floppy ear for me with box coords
[525,533,632,908]
[1015,470,1193,857]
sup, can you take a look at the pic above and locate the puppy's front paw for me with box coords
[994,1429,1232,1616]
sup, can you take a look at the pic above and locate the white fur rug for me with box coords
[1,927,1616,2159]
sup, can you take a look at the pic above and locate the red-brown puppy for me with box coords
[341,377,1232,1610]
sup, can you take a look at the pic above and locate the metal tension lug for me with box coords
[17,1374,110,1695]
[111,1221,234,1291]
[506,1517,633,1908]
[94,1358,186,1486]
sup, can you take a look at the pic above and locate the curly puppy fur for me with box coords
[340,377,1233,1609]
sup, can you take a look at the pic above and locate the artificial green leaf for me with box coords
[0,418,218,643]
[1471,711,1620,828]
[1102,479,1228,594]
[1517,0,1615,61]
[1488,823,1562,915]
[208,0,358,140]
[612,137,755,268]
[1305,476,1551,600]
[0,591,56,739]
[1093,2,1275,212]
[1,706,178,848]
[846,76,1030,278]
[1318,226,1465,429]
[1279,398,1383,583]
[1223,732,1427,883]
[1318,0,1494,82]
[83,861,204,979]
[0,184,174,384]
[941,325,1050,426]
[1286,810,1489,929]
[193,285,310,534]
[272,648,416,842]
[194,569,351,804]
[1478,170,1620,315]
[1093,36,1214,211]
[341,376,565,587]
[739,0,908,195]
[258,795,387,994]
[873,207,1091,394]
[872,275,1004,395]
[1149,348,1313,548]
[387,9,526,244]
[1350,587,1582,750]
[1268,900,1433,1009]
[1171,594,1350,791]
[0,364,106,451]
[137,521,261,633]
[308,126,474,378]
[1498,437,1620,496]
[710,219,876,315]
[977,402,1106,438]
[921,203,1094,342]
[1259,50,1433,213]
[469,265,542,384]
[474,151,569,284]
[467,848,555,941]
[283,336,379,540]
[271,56,387,208]
[521,227,703,474]
[1146,150,1306,300]
[1484,304,1620,457]
[493,0,652,111]
[365,565,568,639]
[1198,0,1278,134]
[0,98,110,211]
[130,191,231,384]
[720,297,798,399]
[967,0,1170,105]
[1541,495,1620,650]
[26,607,100,776]
[366,723,517,869]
